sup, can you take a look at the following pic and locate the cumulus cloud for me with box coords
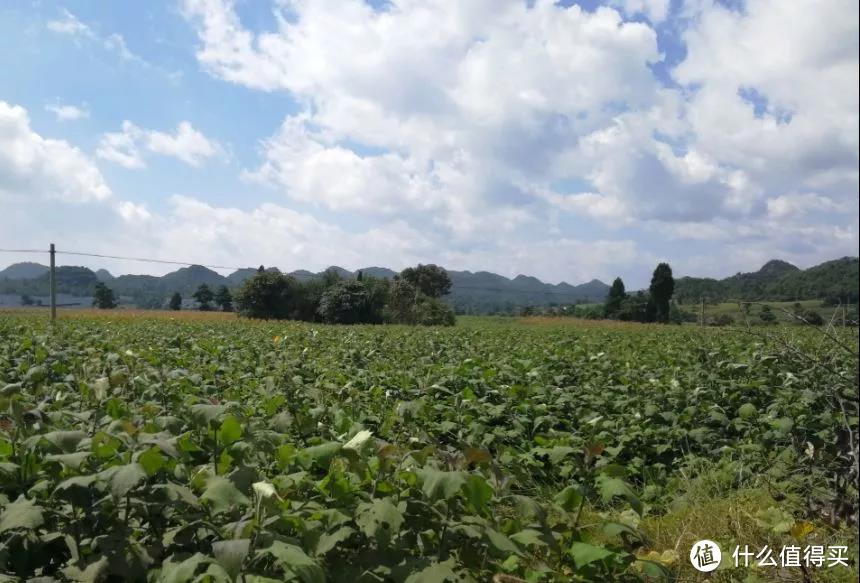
[0,101,111,203]
[172,0,858,278]
[45,102,90,122]
[97,121,221,168]
[47,9,147,65]
[46,9,95,38]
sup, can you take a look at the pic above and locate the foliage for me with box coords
[234,271,299,320]
[0,314,856,581]
[214,286,233,312]
[92,282,118,309]
[759,304,776,324]
[603,277,626,318]
[648,264,675,323]
[675,257,859,304]
[318,280,385,324]
[192,284,215,311]
[399,264,452,298]
[169,292,182,311]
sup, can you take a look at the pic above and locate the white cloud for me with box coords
[97,121,220,168]
[46,9,95,38]
[115,200,152,222]
[766,193,839,219]
[45,102,90,122]
[184,0,662,225]
[145,121,221,167]
[47,9,147,65]
[97,121,146,169]
[0,101,111,203]
[611,0,671,23]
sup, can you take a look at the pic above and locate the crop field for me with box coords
[0,312,857,582]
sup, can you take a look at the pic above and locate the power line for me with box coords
[0,248,48,254]
[57,250,250,272]
[1,246,601,297]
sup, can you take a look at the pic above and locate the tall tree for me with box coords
[604,277,627,318]
[234,271,298,320]
[214,286,233,312]
[192,284,215,311]
[169,292,182,311]
[399,264,452,298]
[649,263,675,323]
[92,282,117,309]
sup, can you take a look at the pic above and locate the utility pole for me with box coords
[700,296,705,327]
[49,243,56,323]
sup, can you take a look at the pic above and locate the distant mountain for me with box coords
[674,257,859,303]
[0,262,49,280]
[445,270,608,314]
[2,256,855,312]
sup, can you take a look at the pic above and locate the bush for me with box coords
[799,309,824,326]
[317,280,384,324]
[234,272,300,320]
[414,297,456,326]
[710,314,735,327]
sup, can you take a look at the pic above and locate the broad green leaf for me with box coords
[105,463,146,498]
[510,529,547,548]
[403,559,459,583]
[158,553,213,583]
[45,451,91,470]
[356,498,405,541]
[190,404,227,425]
[569,542,614,567]
[201,476,250,515]
[62,555,109,582]
[596,475,643,516]
[257,541,324,583]
[218,415,243,445]
[416,468,465,502]
[41,430,87,453]
[213,538,250,581]
[138,447,166,476]
[485,528,521,556]
[554,485,584,512]
[299,442,342,469]
[460,474,493,515]
[315,526,354,555]
[0,496,44,532]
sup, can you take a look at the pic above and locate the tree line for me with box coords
[600,262,682,323]
[89,264,457,326]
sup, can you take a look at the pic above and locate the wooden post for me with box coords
[49,243,56,323]
[700,296,705,327]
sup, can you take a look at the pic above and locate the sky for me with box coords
[0,0,857,287]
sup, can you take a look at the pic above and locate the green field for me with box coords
[0,312,857,582]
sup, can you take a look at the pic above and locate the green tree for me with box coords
[400,264,452,298]
[604,277,627,318]
[414,297,456,326]
[234,272,298,320]
[20,294,34,306]
[214,286,233,312]
[318,280,384,324]
[168,292,182,311]
[385,277,419,324]
[759,304,776,324]
[649,263,675,323]
[192,284,215,311]
[92,282,117,309]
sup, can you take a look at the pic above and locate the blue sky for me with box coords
[0,0,857,287]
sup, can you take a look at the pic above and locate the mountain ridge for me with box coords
[3,257,857,311]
